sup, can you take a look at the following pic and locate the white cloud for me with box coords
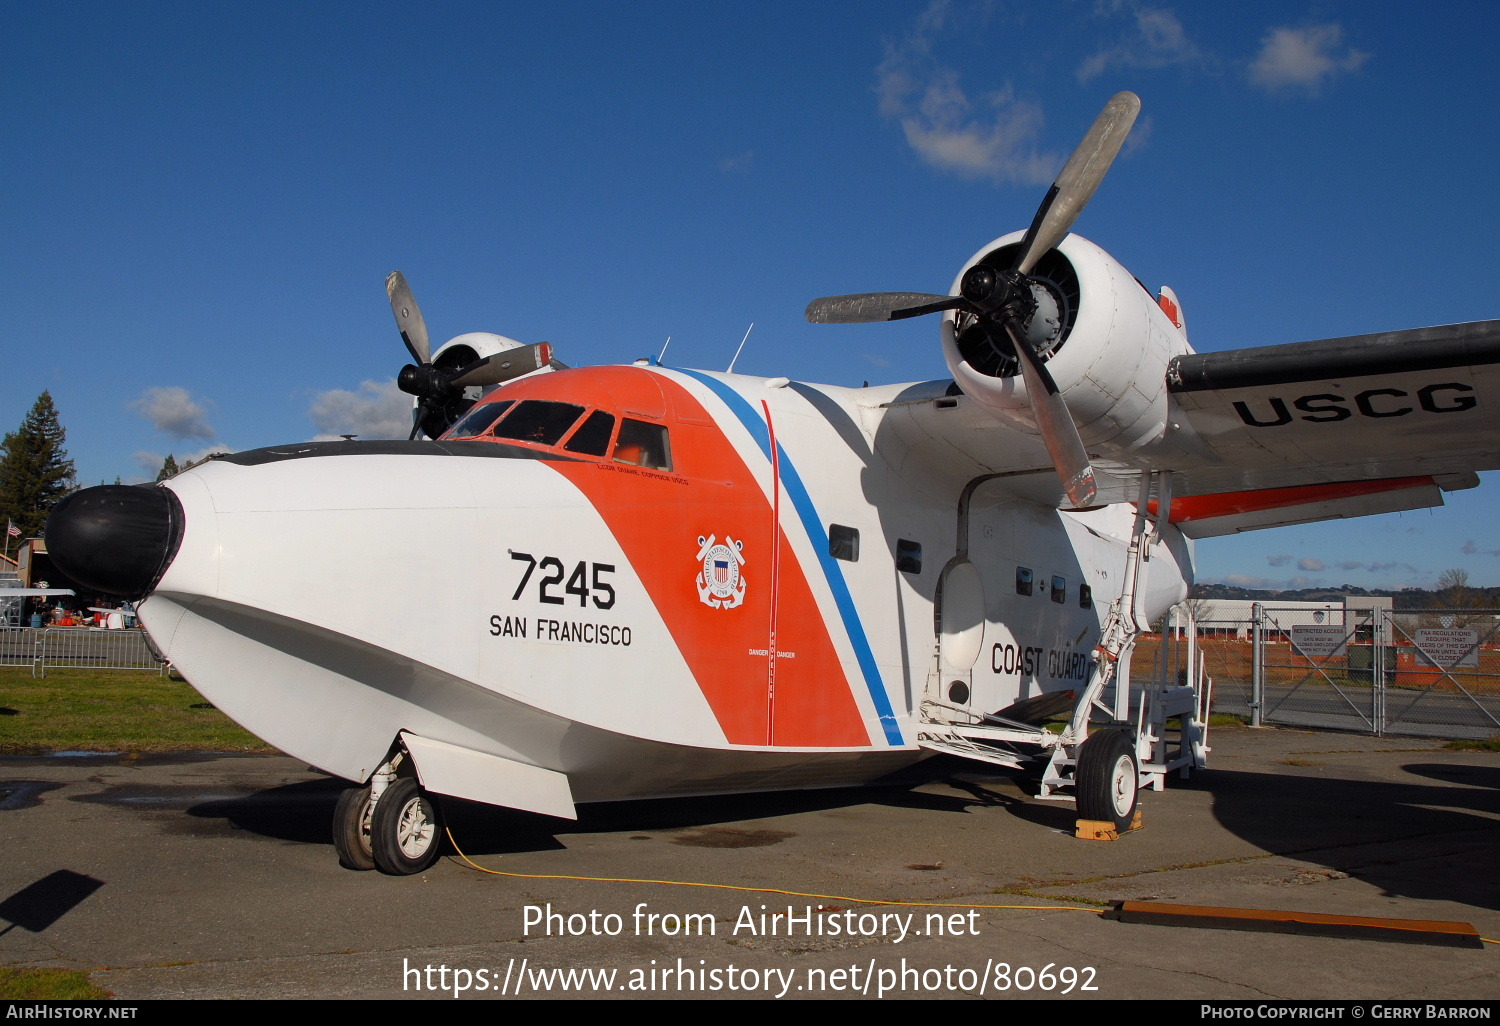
[1249,24,1369,94]
[876,5,1059,186]
[1267,554,1292,567]
[1298,557,1326,572]
[131,386,215,441]
[308,379,411,441]
[901,78,1058,185]
[1078,3,1206,83]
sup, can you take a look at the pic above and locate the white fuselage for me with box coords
[139,360,1191,810]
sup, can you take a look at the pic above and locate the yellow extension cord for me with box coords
[443,827,1499,944]
[444,827,1102,913]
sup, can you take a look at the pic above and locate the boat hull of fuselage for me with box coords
[141,444,924,805]
[139,591,926,803]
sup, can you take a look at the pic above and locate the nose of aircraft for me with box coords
[46,485,184,598]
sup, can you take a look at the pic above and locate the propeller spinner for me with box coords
[386,271,554,439]
[805,91,1141,507]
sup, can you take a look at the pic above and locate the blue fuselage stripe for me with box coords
[676,369,903,745]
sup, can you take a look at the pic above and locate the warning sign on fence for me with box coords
[1290,625,1349,659]
[1412,628,1480,669]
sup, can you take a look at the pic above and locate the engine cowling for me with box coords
[413,331,553,438]
[942,232,1191,455]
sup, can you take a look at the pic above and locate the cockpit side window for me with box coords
[564,410,616,456]
[613,419,672,471]
[443,400,513,439]
[492,400,586,446]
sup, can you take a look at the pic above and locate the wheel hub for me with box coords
[1110,754,1137,817]
[395,797,436,857]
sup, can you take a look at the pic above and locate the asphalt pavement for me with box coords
[1,724,1497,1001]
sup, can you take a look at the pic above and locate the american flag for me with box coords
[5,521,18,538]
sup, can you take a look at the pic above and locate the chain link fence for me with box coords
[1143,606,1500,739]
[1379,609,1500,737]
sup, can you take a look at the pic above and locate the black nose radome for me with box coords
[46,485,185,599]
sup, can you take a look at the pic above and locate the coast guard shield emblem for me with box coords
[695,534,746,609]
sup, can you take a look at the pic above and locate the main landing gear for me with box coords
[332,753,445,875]
[1073,726,1139,832]
[916,471,1203,833]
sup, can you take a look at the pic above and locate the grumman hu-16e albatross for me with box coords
[46,93,1500,874]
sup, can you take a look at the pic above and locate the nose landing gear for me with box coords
[371,777,444,875]
[332,782,377,871]
[332,754,445,875]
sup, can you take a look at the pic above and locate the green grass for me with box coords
[0,967,112,999]
[0,666,274,753]
[1444,738,1500,752]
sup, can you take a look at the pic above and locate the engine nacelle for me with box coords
[941,232,1191,454]
[429,331,535,378]
[415,331,554,439]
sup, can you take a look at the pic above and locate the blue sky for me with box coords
[6,1,1498,591]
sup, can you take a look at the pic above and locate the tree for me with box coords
[1182,596,1218,626]
[1436,568,1473,605]
[0,392,76,539]
[156,454,180,481]
[1430,568,1482,626]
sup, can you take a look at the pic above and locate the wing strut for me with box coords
[1061,472,1169,749]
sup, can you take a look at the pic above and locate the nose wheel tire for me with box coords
[332,783,377,871]
[370,777,445,875]
[1075,727,1139,832]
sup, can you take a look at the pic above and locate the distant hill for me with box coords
[1192,582,1500,610]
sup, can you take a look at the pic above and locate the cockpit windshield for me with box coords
[614,418,671,470]
[491,401,585,445]
[563,410,615,456]
[442,394,673,473]
[443,400,513,439]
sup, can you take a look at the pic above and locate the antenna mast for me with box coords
[726,323,754,374]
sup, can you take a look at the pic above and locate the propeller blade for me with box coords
[1006,321,1097,507]
[1013,91,1140,276]
[386,271,432,365]
[805,292,964,324]
[446,342,555,388]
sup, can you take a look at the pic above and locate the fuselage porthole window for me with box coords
[829,524,859,562]
[896,538,922,574]
[1016,566,1034,596]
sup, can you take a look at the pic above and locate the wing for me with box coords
[1151,319,1500,537]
